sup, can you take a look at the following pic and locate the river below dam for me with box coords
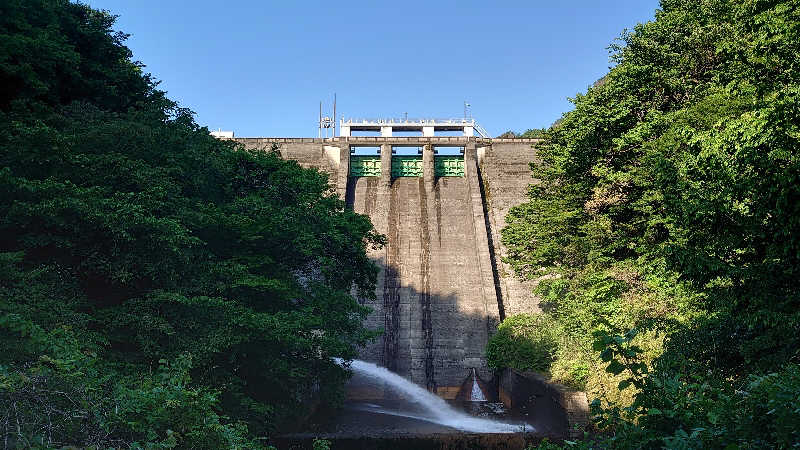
[277,360,546,449]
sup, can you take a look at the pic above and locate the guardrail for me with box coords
[473,123,491,138]
[342,118,477,125]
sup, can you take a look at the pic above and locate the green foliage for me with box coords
[502,0,800,447]
[519,128,547,139]
[591,331,800,449]
[0,315,269,448]
[0,0,381,446]
[486,314,559,372]
[496,128,546,139]
[312,438,332,450]
[0,0,155,112]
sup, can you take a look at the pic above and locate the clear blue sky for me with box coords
[85,0,659,137]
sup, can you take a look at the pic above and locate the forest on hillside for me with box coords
[491,0,800,448]
[0,0,383,447]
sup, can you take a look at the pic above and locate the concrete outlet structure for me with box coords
[233,134,541,398]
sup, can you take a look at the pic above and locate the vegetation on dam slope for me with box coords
[495,0,800,447]
[0,0,383,447]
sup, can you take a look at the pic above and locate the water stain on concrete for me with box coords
[417,177,435,392]
[383,179,401,372]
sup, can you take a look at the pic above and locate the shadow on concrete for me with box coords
[308,174,575,446]
[295,281,571,444]
[352,262,497,395]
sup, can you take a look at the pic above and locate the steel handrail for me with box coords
[342,118,476,124]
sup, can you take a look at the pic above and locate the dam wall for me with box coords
[478,142,542,316]
[234,136,539,396]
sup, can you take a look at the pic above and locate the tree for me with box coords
[0,0,383,445]
[505,0,800,447]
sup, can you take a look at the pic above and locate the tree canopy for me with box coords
[499,0,800,447]
[0,1,382,447]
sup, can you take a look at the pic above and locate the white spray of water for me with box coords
[337,359,532,433]
[470,368,488,402]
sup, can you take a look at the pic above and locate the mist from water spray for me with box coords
[336,359,532,433]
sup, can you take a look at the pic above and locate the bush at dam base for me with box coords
[486,314,560,373]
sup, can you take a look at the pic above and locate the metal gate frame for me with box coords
[350,156,381,177]
[434,156,465,177]
[391,156,423,177]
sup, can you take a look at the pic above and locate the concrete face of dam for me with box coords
[234,136,540,397]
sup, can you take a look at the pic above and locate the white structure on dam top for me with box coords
[340,118,491,138]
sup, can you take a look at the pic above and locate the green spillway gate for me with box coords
[434,156,465,177]
[391,156,423,177]
[349,155,465,177]
[349,156,381,177]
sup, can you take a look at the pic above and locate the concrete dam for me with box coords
[235,121,539,398]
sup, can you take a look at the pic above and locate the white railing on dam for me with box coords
[342,118,477,125]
